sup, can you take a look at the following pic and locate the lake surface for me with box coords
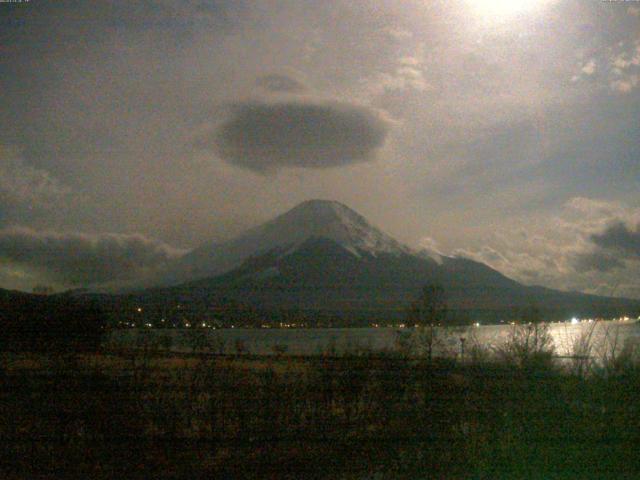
[108,320,640,360]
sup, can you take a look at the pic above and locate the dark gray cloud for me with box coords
[571,221,640,275]
[591,222,640,259]
[573,250,625,273]
[256,74,307,93]
[0,228,186,286]
[197,99,391,172]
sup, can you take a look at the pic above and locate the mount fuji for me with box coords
[165,199,414,284]
[133,200,639,325]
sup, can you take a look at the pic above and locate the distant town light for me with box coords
[571,317,579,325]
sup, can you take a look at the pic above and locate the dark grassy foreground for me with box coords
[1,351,639,480]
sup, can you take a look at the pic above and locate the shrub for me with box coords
[495,321,555,370]
[567,320,599,377]
[597,323,640,377]
[272,343,289,356]
[234,338,248,355]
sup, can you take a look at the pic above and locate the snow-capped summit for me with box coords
[166,199,413,283]
[256,199,412,257]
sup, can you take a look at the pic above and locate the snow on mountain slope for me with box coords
[254,199,412,257]
[166,199,414,283]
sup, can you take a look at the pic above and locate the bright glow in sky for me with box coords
[467,0,546,21]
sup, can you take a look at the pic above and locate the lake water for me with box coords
[108,320,640,360]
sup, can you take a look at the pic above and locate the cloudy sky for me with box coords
[1,0,639,297]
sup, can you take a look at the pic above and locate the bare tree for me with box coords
[407,284,448,363]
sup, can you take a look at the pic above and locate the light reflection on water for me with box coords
[464,321,639,358]
[109,320,640,359]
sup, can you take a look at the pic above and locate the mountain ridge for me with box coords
[121,199,640,325]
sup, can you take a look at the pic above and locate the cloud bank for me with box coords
[451,198,640,299]
[591,222,640,259]
[0,228,186,287]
